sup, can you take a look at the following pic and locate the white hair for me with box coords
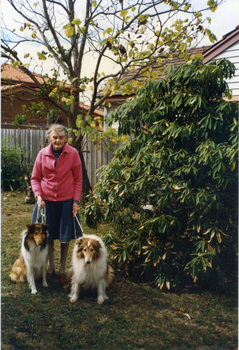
[46,124,68,139]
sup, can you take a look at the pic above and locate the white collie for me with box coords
[67,234,114,304]
[10,223,49,294]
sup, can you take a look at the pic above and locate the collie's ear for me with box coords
[95,240,102,250]
[27,223,34,229]
[42,224,49,230]
[26,224,35,233]
[76,238,83,246]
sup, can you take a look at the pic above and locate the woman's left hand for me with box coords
[72,202,79,217]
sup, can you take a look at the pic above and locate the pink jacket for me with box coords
[31,143,82,202]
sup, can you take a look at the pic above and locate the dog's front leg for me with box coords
[42,263,48,288]
[27,269,37,294]
[97,278,108,304]
[69,278,80,302]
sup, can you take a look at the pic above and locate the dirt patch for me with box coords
[1,213,12,223]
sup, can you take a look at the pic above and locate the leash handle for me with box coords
[41,206,46,224]
[36,205,46,224]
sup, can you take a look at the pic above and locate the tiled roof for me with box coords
[1,83,37,94]
[79,102,104,118]
[203,26,239,63]
[99,45,211,101]
[121,46,211,83]
[1,63,71,90]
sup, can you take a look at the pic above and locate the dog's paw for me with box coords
[43,282,48,288]
[69,294,78,303]
[97,296,104,305]
[31,289,38,294]
[70,298,77,303]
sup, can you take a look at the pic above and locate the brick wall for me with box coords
[1,89,69,129]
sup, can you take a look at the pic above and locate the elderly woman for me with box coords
[31,124,82,284]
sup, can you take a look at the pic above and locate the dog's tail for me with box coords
[64,267,73,293]
[10,258,26,282]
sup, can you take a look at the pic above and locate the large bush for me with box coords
[83,59,238,290]
[1,137,27,191]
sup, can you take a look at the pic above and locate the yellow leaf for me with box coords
[217,233,222,244]
[203,228,211,235]
[64,23,71,29]
[173,185,183,190]
[20,27,24,32]
[24,53,30,58]
[37,52,47,60]
[162,253,167,260]
[131,6,136,11]
[208,230,215,243]
[72,18,82,26]
[184,313,191,320]
[120,10,128,18]
[12,61,20,67]
[124,16,131,23]
[92,0,97,6]
[103,27,113,36]
[34,2,38,6]
[32,33,37,39]
[110,244,118,250]
[207,244,214,252]
[65,26,75,38]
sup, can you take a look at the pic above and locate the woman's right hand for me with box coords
[37,195,45,207]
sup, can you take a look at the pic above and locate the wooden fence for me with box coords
[1,128,118,188]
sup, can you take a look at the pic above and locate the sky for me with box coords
[198,0,238,45]
[1,0,239,101]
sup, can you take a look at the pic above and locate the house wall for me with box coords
[1,90,69,129]
[207,41,239,98]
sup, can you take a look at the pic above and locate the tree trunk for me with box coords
[20,151,35,204]
[79,150,92,205]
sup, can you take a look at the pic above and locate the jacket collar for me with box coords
[44,143,70,156]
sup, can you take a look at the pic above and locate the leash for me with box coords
[36,205,46,224]
[36,203,82,240]
[73,214,84,240]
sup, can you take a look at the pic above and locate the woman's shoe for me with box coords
[59,273,67,284]
[46,273,52,283]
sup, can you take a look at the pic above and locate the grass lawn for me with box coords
[1,191,238,350]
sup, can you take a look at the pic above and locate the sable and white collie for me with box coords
[10,223,49,294]
[67,234,114,304]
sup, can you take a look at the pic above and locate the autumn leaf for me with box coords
[72,19,82,26]
[120,10,128,18]
[12,61,21,67]
[37,52,47,60]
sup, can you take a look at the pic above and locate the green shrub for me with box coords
[1,137,26,191]
[83,59,238,290]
